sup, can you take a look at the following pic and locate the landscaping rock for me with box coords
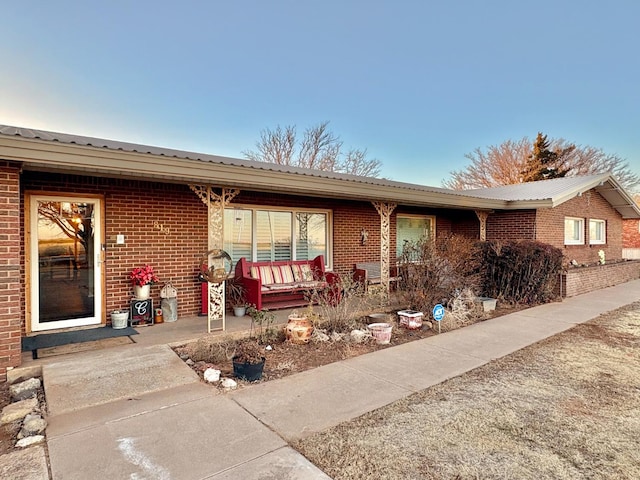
[330,332,345,342]
[203,368,221,383]
[220,378,237,390]
[9,378,41,402]
[6,366,41,385]
[312,330,330,343]
[0,445,49,480]
[18,413,47,439]
[1,397,39,425]
[16,435,45,448]
[350,329,370,344]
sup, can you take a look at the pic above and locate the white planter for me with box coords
[233,306,247,317]
[475,297,497,312]
[397,310,424,329]
[111,311,129,329]
[367,323,393,345]
[134,284,151,299]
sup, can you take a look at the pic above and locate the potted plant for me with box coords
[130,265,159,299]
[226,279,248,317]
[232,340,265,381]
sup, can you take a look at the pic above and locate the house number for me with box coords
[153,221,170,235]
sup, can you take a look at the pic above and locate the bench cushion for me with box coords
[279,265,295,283]
[262,280,327,293]
[258,265,275,284]
[292,264,313,281]
[250,266,260,280]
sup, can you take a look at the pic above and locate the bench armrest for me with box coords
[239,276,262,310]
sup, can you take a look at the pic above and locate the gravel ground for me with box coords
[295,302,640,480]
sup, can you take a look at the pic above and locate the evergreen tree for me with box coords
[521,132,572,181]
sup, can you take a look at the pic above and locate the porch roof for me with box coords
[1,125,638,218]
[465,173,640,219]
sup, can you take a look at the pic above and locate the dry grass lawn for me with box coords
[295,302,640,480]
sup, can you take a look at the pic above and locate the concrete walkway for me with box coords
[37,280,640,479]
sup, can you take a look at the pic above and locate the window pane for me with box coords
[396,216,432,257]
[589,219,605,243]
[256,211,292,261]
[564,218,583,244]
[224,209,253,266]
[296,213,327,260]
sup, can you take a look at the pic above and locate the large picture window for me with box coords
[564,217,584,245]
[396,215,435,258]
[224,207,331,267]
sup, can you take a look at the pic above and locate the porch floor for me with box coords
[19,309,297,370]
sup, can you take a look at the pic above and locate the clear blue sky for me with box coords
[1,1,639,187]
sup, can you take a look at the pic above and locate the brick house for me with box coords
[1,125,639,380]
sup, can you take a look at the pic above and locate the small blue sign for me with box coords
[432,304,445,322]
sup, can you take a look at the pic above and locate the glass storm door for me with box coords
[30,195,103,331]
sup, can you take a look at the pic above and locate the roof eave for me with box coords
[0,135,502,210]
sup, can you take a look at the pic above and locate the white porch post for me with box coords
[190,186,239,332]
[372,201,397,293]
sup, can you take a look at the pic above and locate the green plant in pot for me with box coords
[232,340,265,381]
[226,279,248,317]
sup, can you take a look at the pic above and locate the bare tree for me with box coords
[444,135,640,193]
[244,121,382,177]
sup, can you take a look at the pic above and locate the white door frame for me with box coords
[27,193,105,332]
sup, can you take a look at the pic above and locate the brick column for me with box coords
[0,161,22,381]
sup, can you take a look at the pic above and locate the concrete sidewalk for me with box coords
[41,280,640,479]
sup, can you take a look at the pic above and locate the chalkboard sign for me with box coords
[130,299,154,326]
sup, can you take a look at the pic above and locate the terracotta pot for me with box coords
[285,314,314,344]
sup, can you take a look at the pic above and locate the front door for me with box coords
[29,194,104,332]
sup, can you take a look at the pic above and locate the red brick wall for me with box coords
[447,210,479,239]
[536,190,623,264]
[562,260,640,297]
[623,219,640,248]
[486,210,536,241]
[22,172,208,322]
[334,202,380,275]
[0,162,22,381]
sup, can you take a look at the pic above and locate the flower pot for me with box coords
[285,314,313,344]
[233,306,247,317]
[134,284,151,300]
[110,310,129,329]
[232,356,265,382]
[397,310,424,329]
[367,322,393,345]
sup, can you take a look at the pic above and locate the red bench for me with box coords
[234,255,339,310]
